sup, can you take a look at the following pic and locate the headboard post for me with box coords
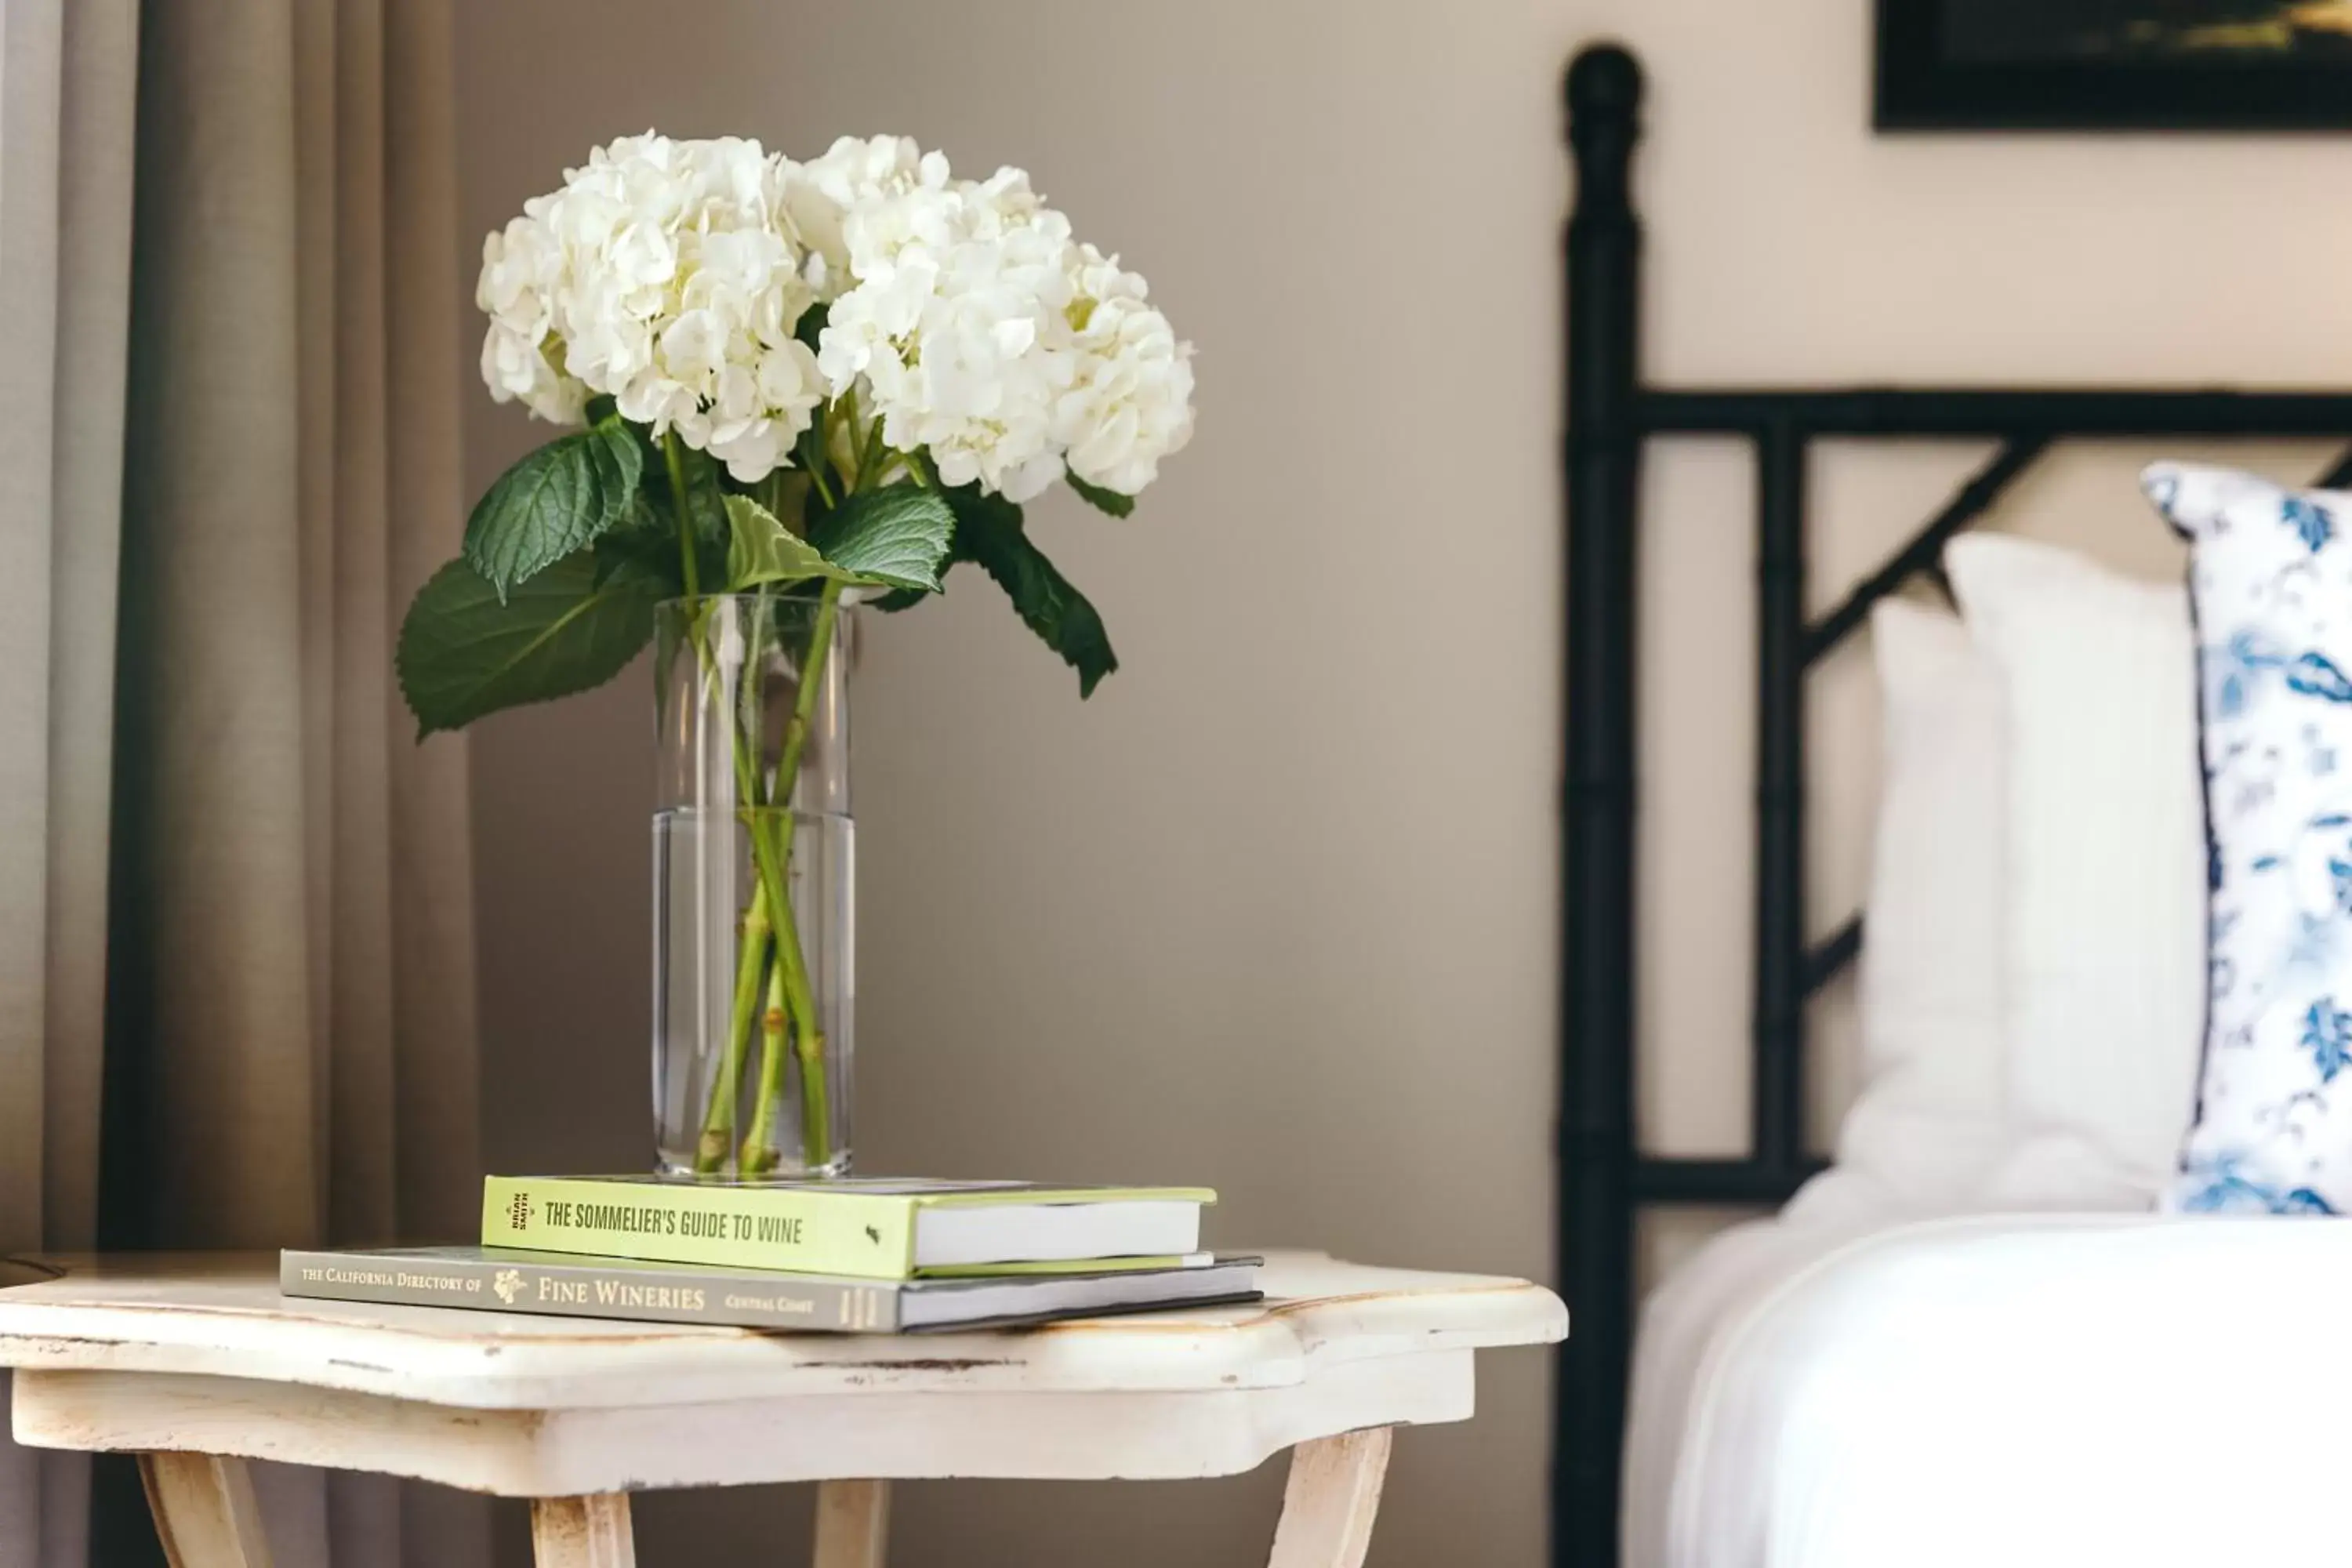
[1559,41,1642,1568]
[1752,419,1809,1173]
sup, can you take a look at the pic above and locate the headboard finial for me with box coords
[1565,43,1641,210]
[1565,42,1642,126]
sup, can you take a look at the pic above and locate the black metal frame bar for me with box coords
[1555,40,2352,1568]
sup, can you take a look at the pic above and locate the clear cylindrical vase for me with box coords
[652,593,854,1179]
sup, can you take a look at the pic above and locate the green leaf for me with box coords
[946,488,1119,697]
[808,483,955,593]
[1065,474,1135,518]
[590,511,685,594]
[585,419,642,520]
[723,495,873,590]
[397,551,660,736]
[622,432,732,591]
[793,301,831,357]
[662,435,731,544]
[462,419,644,600]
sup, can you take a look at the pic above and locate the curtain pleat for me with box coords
[0,0,481,1561]
[44,0,138,1264]
[322,0,398,1254]
[114,0,318,1249]
[0,0,73,1279]
[0,0,139,1562]
[109,0,481,1244]
[0,0,137,1261]
[383,0,478,1253]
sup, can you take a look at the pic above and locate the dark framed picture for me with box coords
[1876,0,2352,129]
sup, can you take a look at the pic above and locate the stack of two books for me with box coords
[283,1176,1260,1334]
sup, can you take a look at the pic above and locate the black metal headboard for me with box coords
[1553,41,2352,1568]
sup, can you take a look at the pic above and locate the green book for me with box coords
[281,1246,1262,1333]
[480,1174,1216,1279]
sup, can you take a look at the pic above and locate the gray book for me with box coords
[280,1245,1262,1333]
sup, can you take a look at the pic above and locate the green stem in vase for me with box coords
[662,432,761,1176]
[796,1033,832,1166]
[769,868,832,1164]
[666,575,766,1180]
[679,523,845,1177]
[774,583,842,809]
[742,581,846,1171]
[692,879,771,1175]
[739,946,793,1176]
[684,586,798,1178]
[732,811,830,1171]
[729,791,796,1174]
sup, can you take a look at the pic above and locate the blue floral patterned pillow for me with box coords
[2145,463,2352,1215]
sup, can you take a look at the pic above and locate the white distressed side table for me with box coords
[0,1250,1563,1568]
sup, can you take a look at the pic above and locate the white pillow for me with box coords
[2144,463,2352,1214]
[1946,533,2206,1200]
[1791,601,2008,1223]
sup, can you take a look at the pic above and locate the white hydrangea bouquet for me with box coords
[402,132,1192,730]
[400,132,1192,1176]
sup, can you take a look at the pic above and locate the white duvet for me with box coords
[1627,1204,2352,1568]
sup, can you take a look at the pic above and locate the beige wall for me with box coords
[454,1,2352,1564]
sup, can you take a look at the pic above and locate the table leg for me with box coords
[1265,1427,1393,1568]
[138,1452,274,1568]
[813,1478,891,1568]
[531,1494,636,1568]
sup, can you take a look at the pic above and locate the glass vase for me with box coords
[652,593,854,1179]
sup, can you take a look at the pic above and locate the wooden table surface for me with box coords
[0,1250,1565,1567]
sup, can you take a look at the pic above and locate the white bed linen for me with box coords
[1622,1210,1888,1568]
[1628,1203,2352,1568]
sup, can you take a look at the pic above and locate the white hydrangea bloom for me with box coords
[473,132,823,483]
[783,135,953,299]
[477,129,1194,500]
[799,148,1194,503]
[1058,244,1196,495]
[477,214,583,424]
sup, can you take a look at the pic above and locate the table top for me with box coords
[0,1250,1564,1412]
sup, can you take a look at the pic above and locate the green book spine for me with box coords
[481,1175,920,1277]
[281,1248,903,1330]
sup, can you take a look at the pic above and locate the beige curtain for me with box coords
[0,0,483,1563]
[0,0,137,1561]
